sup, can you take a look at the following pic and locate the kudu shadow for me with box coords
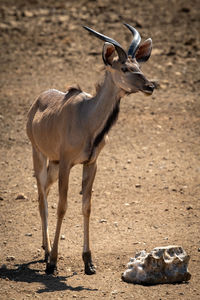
[0,259,98,294]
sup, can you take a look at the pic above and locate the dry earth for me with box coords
[0,0,200,299]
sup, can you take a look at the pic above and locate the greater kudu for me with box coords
[26,24,155,275]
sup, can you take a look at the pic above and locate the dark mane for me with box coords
[88,99,121,160]
[64,86,82,101]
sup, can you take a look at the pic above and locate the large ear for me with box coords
[135,38,152,63]
[102,42,116,65]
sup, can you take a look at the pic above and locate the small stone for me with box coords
[111,290,118,295]
[99,219,107,223]
[0,196,4,201]
[166,62,173,68]
[15,194,27,200]
[25,233,32,237]
[6,256,15,261]
[135,184,141,188]
[114,222,118,227]
[61,235,65,240]
[57,15,69,23]
[73,272,77,275]
[186,205,193,210]
[23,10,34,18]
[152,48,163,55]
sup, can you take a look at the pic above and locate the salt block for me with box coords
[122,245,191,284]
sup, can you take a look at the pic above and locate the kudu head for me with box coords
[83,24,154,95]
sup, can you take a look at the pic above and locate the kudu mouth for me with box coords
[142,82,155,95]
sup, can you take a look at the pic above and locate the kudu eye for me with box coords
[121,66,129,73]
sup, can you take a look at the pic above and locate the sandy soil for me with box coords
[0,0,200,299]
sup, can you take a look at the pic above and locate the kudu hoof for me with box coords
[82,251,96,275]
[45,263,57,275]
[85,263,96,275]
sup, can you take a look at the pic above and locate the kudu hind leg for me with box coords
[46,161,70,274]
[32,147,51,261]
[82,161,97,275]
[46,160,59,195]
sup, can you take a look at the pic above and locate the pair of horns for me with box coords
[83,24,141,63]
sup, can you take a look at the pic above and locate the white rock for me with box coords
[25,233,32,237]
[99,219,107,223]
[122,246,191,284]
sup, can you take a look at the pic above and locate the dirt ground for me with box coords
[0,0,200,299]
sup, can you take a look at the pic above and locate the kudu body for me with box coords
[26,24,154,275]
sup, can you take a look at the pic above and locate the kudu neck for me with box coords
[87,70,124,143]
[94,70,124,107]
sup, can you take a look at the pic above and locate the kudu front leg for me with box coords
[82,161,97,275]
[46,161,70,274]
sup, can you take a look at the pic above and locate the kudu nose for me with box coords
[144,82,155,94]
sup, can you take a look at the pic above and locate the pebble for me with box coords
[135,184,141,188]
[57,15,69,23]
[23,10,34,18]
[6,256,15,261]
[25,233,32,237]
[186,205,193,210]
[152,48,163,55]
[73,272,78,275]
[99,219,107,223]
[15,194,27,200]
[111,290,118,295]
[0,196,4,201]
[61,235,65,240]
